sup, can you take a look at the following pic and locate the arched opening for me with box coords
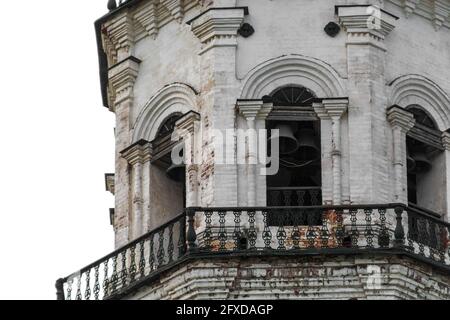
[406,106,445,215]
[149,113,186,227]
[265,86,322,210]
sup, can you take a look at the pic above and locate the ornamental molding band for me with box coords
[189,7,246,54]
[336,5,398,51]
[389,74,450,131]
[240,55,347,100]
[388,0,450,30]
[132,83,199,142]
[108,56,141,111]
[101,0,202,65]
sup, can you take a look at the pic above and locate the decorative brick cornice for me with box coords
[237,100,272,121]
[388,0,450,30]
[108,56,141,110]
[313,98,349,120]
[190,7,247,54]
[336,5,398,50]
[120,139,153,165]
[387,105,416,132]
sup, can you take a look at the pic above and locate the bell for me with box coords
[270,124,299,155]
[166,163,186,182]
[411,150,432,173]
[166,143,186,182]
[296,128,320,161]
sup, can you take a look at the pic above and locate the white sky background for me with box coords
[0,1,115,299]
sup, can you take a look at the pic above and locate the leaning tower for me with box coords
[58,0,450,300]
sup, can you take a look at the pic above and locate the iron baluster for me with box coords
[204,211,213,250]
[120,251,128,288]
[438,224,446,263]
[110,255,118,293]
[178,218,186,258]
[233,211,242,251]
[168,224,175,263]
[93,265,100,300]
[306,210,317,248]
[129,244,137,282]
[418,217,426,256]
[283,190,291,206]
[55,278,65,301]
[262,210,272,250]
[350,208,359,248]
[139,240,146,277]
[365,209,374,249]
[218,211,227,251]
[103,260,110,298]
[186,208,197,251]
[335,209,344,248]
[66,278,73,301]
[378,208,390,248]
[76,275,82,300]
[248,211,257,250]
[84,269,91,300]
[149,235,155,272]
[157,229,165,266]
[296,190,306,206]
[276,210,287,250]
[394,206,405,248]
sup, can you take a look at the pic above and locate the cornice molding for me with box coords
[387,105,416,132]
[388,0,450,30]
[190,7,246,54]
[336,5,398,51]
[108,56,141,110]
[120,139,153,165]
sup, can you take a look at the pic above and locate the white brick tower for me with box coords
[57,0,450,300]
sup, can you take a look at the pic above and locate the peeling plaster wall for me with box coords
[122,255,450,300]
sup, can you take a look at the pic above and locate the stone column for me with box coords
[121,140,152,240]
[337,5,397,204]
[387,106,415,204]
[102,10,140,247]
[314,98,349,205]
[237,100,273,207]
[174,111,201,208]
[441,131,450,221]
[190,6,246,207]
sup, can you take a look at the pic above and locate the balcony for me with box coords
[56,204,450,300]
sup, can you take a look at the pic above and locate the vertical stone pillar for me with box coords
[314,98,349,205]
[237,100,273,207]
[190,7,246,207]
[121,140,152,240]
[174,111,201,208]
[387,106,415,204]
[337,5,397,204]
[441,131,450,221]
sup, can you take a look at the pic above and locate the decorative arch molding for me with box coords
[389,74,450,131]
[240,55,347,99]
[132,83,199,142]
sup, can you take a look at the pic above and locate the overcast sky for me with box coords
[0,1,116,299]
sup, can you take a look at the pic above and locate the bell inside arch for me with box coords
[166,144,186,182]
[296,128,320,161]
[270,124,299,155]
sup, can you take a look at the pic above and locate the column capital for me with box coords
[442,131,450,150]
[237,100,273,121]
[108,56,141,111]
[189,7,247,54]
[174,111,201,136]
[313,97,348,120]
[120,139,152,165]
[105,173,115,195]
[387,105,416,132]
[336,5,398,50]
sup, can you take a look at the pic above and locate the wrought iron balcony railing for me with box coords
[56,204,450,300]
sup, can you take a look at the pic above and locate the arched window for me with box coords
[266,86,322,211]
[406,106,445,215]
